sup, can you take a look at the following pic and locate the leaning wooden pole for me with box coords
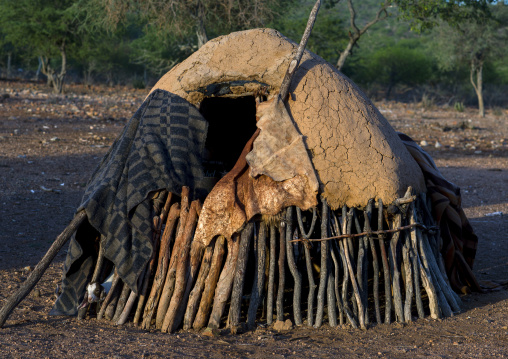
[156,187,190,329]
[208,235,241,329]
[266,224,277,326]
[141,202,180,329]
[297,208,317,327]
[228,223,254,334]
[314,199,329,328]
[247,223,267,329]
[183,240,215,330]
[0,210,87,328]
[161,200,201,333]
[285,207,303,326]
[278,0,322,102]
[193,236,226,330]
[98,270,121,320]
[276,220,286,323]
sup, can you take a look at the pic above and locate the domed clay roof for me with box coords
[150,28,425,209]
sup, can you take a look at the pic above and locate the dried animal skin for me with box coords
[193,130,317,247]
[246,98,319,193]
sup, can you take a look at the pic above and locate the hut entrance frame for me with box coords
[200,94,258,186]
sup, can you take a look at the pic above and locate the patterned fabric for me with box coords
[51,90,208,315]
[398,133,481,293]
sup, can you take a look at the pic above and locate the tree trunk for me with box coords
[336,38,356,71]
[385,78,395,100]
[470,60,484,117]
[35,57,42,82]
[53,42,67,94]
[84,60,96,86]
[6,52,12,79]
[40,56,55,89]
[196,0,208,49]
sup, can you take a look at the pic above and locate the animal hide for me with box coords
[194,125,318,247]
[246,98,319,192]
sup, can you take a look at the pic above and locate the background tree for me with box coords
[128,25,195,78]
[334,0,393,70]
[0,0,81,93]
[368,40,433,99]
[327,0,492,71]
[396,0,492,30]
[432,2,508,116]
[82,0,286,49]
[0,31,15,79]
[75,26,138,86]
[0,0,506,112]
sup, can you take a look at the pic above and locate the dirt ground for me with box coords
[0,80,507,358]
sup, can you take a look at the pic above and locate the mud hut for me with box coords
[0,28,480,332]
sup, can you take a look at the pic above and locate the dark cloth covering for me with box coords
[399,132,481,293]
[51,90,208,315]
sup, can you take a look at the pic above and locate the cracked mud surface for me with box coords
[1,80,507,358]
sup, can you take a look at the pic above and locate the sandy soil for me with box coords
[0,80,507,358]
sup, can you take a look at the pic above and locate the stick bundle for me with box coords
[72,186,460,333]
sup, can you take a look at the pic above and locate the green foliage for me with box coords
[0,0,82,91]
[132,78,146,89]
[128,25,195,76]
[71,0,290,81]
[359,41,434,89]
[430,2,508,114]
[82,0,287,48]
[432,8,507,73]
[76,31,142,85]
[491,59,508,85]
[396,0,492,31]
[73,18,146,85]
[337,9,420,80]
[0,0,79,56]
[0,0,505,105]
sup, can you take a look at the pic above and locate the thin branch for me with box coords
[347,0,359,34]
[358,2,391,37]
[279,0,322,102]
[290,222,437,243]
[337,0,391,70]
[469,60,480,95]
[0,210,87,327]
[347,0,392,41]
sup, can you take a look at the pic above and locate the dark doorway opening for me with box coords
[200,96,258,187]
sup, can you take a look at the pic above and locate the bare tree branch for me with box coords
[337,0,392,70]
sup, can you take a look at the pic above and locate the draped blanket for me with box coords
[399,133,481,293]
[51,90,208,315]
